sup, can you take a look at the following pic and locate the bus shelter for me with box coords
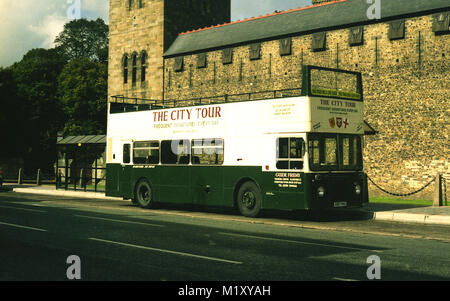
[56,135,106,192]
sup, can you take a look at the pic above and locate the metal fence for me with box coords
[56,166,106,193]
[3,168,56,185]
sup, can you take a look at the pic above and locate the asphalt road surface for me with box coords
[0,192,449,282]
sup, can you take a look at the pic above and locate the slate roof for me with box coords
[164,0,450,57]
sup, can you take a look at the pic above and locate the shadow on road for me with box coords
[132,202,375,222]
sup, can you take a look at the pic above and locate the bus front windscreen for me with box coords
[309,68,362,101]
[308,134,362,171]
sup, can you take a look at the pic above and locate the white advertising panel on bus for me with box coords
[309,97,364,134]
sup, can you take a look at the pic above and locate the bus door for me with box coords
[270,136,307,210]
[190,138,225,206]
[159,140,191,204]
[120,141,133,197]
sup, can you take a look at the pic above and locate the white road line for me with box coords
[74,215,165,228]
[219,232,383,253]
[0,205,46,213]
[0,221,47,232]
[332,277,359,282]
[89,237,243,265]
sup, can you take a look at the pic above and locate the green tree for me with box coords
[54,18,109,64]
[0,67,25,158]
[11,48,67,172]
[58,58,107,136]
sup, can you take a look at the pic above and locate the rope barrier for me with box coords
[366,174,436,197]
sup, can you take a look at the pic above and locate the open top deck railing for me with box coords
[110,88,304,114]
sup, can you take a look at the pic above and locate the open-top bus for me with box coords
[106,65,368,217]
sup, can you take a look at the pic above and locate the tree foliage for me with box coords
[10,48,67,171]
[58,58,107,136]
[0,18,109,172]
[55,18,109,64]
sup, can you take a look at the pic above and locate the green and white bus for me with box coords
[106,65,368,217]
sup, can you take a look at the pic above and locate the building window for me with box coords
[349,26,364,46]
[432,12,449,34]
[128,0,133,11]
[122,54,129,84]
[312,32,326,51]
[388,19,405,40]
[222,48,233,65]
[250,43,261,60]
[279,38,292,56]
[174,56,184,72]
[197,53,207,69]
[139,0,143,9]
[141,51,147,82]
[131,53,137,85]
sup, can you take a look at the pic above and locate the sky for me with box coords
[0,0,312,68]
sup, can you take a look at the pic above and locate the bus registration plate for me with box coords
[334,202,347,208]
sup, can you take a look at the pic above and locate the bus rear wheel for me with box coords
[237,181,262,218]
[135,179,154,209]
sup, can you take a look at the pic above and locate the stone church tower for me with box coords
[108,0,231,101]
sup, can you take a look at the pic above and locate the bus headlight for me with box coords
[355,184,362,195]
[317,186,325,198]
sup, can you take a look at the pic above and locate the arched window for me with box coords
[128,0,133,11]
[131,53,138,85]
[139,0,143,9]
[140,51,147,82]
[122,54,129,84]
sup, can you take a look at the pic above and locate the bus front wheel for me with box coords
[135,179,154,209]
[237,182,262,218]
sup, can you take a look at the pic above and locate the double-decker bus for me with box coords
[106,65,368,217]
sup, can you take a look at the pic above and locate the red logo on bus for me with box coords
[329,118,336,128]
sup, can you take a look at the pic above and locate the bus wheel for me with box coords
[135,179,153,209]
[237,182,262,218]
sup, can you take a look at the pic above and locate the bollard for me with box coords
[36,169,41,186]
[18,168,23,185]
[80,168,84,191]
[433,173,443,207]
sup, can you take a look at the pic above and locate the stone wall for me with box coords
[162,13,450,200]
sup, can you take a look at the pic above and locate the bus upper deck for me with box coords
[109,65,363,115]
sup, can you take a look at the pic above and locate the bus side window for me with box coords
[123,144,131,164]
[161,140,190,165]
[192,138,224,165]
[133,141,159,164]
[276,138,304,170]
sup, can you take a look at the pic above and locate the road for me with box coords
[0,192,449,282]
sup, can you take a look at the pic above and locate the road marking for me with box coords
[0,221,47,232]
[333,277,359,282]
[74,215,165,228]
[0,204,46,213]
[89,237,243,265]
[219,232,383,253]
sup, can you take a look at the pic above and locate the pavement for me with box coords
[1,183,449,226]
